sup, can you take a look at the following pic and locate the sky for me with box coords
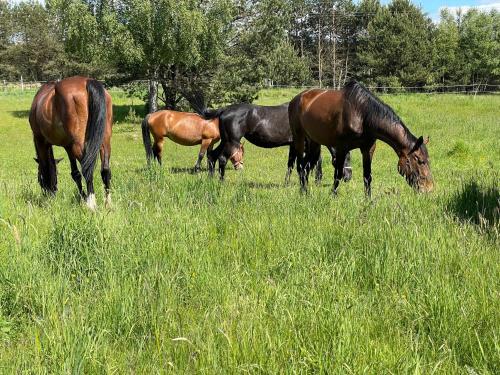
[388,0,500,20]
[7,0,500,23]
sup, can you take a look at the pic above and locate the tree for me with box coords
[458,9,500,85]
[433,9,460,85]
[0,2,66,81]
[357,0,434,87]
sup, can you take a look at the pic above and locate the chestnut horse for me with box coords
[29,76,113,209]
[289,80,433,196]
[141,110,244,171]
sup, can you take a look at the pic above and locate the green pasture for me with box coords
[0,88,499,373]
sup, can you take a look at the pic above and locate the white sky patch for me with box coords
[440,3,500,14]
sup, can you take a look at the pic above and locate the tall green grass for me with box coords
[0,89,499,373]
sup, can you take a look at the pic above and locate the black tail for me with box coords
[141,114,153,162]
[82,79,106,181]
[183,90,224,120]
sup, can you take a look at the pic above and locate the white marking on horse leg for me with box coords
[105,193,112,209]
[85,193,97,211]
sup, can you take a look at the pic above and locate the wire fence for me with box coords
[2,79,499,95]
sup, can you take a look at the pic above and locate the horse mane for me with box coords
[343,80,401,124]
[343,80,417,147]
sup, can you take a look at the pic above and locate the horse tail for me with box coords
[183,90,225,120]
[199,108,225,120]
[82,79,107,181]
[141,114,153,162]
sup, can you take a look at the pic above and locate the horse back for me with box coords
[148,110,219,146]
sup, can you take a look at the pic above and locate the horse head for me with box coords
[34,157,62,193]
[229,142,245,170]
[398,136,433,193]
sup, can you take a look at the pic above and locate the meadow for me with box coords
[0,88,498,373]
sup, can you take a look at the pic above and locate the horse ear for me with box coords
[424,136,430,145]
[55,158,63,164]
[411,136,424,153]
[34,158,39,163]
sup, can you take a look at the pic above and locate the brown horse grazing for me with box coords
[29,76,113,209]
[289,80,433,196]
[141,110,244,171]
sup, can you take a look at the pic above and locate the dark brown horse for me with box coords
[289,81,433,195]
[141,110,244,171]
[29,76,113,209]
[187,98,352,183]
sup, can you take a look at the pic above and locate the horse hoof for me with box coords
[104,194,112,209]
[85,193,97,211]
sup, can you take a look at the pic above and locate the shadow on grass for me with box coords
[21,187,53,208]
[10,104,147,124]
[244,181,283,189]
[447,178,499,235]
[113,103,146,124]
[10,110,30,119]
[170,166,206,175]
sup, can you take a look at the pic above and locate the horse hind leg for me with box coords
[306,140,321,185]
[194,139,211,173]
[153,138,164,166]
[71,142,97,210]
[65,146,85,199]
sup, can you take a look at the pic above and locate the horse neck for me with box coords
[370,118,415,156]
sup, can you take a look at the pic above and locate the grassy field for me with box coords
[0,88,498,373]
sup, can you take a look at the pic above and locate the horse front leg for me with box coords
[294,138,307,193]
[285,145,296,185]
[332,151,347,196]
[361,142,376,197]
[219,142,239,181]
[343,151,353,182]
[207,142,222,177]
[314,153,323,184]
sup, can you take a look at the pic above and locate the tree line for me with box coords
[1,0,499,109]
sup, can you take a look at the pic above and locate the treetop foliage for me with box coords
[0,0,498,106]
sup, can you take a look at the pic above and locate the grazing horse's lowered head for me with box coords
[397,136,433,193]
[34,156,63,194]
[229,142,245,170]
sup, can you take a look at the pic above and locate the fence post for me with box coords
[20,76,24,91]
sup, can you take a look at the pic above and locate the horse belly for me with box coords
[302,116,338,147]
[167,132,201,146]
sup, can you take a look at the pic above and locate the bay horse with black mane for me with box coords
[188,97,352,182]
[289,80,433,195]
[29,76,112,209]
[141,110,245,171]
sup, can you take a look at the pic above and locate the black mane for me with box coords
[344,80,402,125]
[343,80,416,144]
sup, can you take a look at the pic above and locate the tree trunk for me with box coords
[318,17,322,88]
[343,46,350,88]
[332,8,337,89]
[148,78,158,113]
